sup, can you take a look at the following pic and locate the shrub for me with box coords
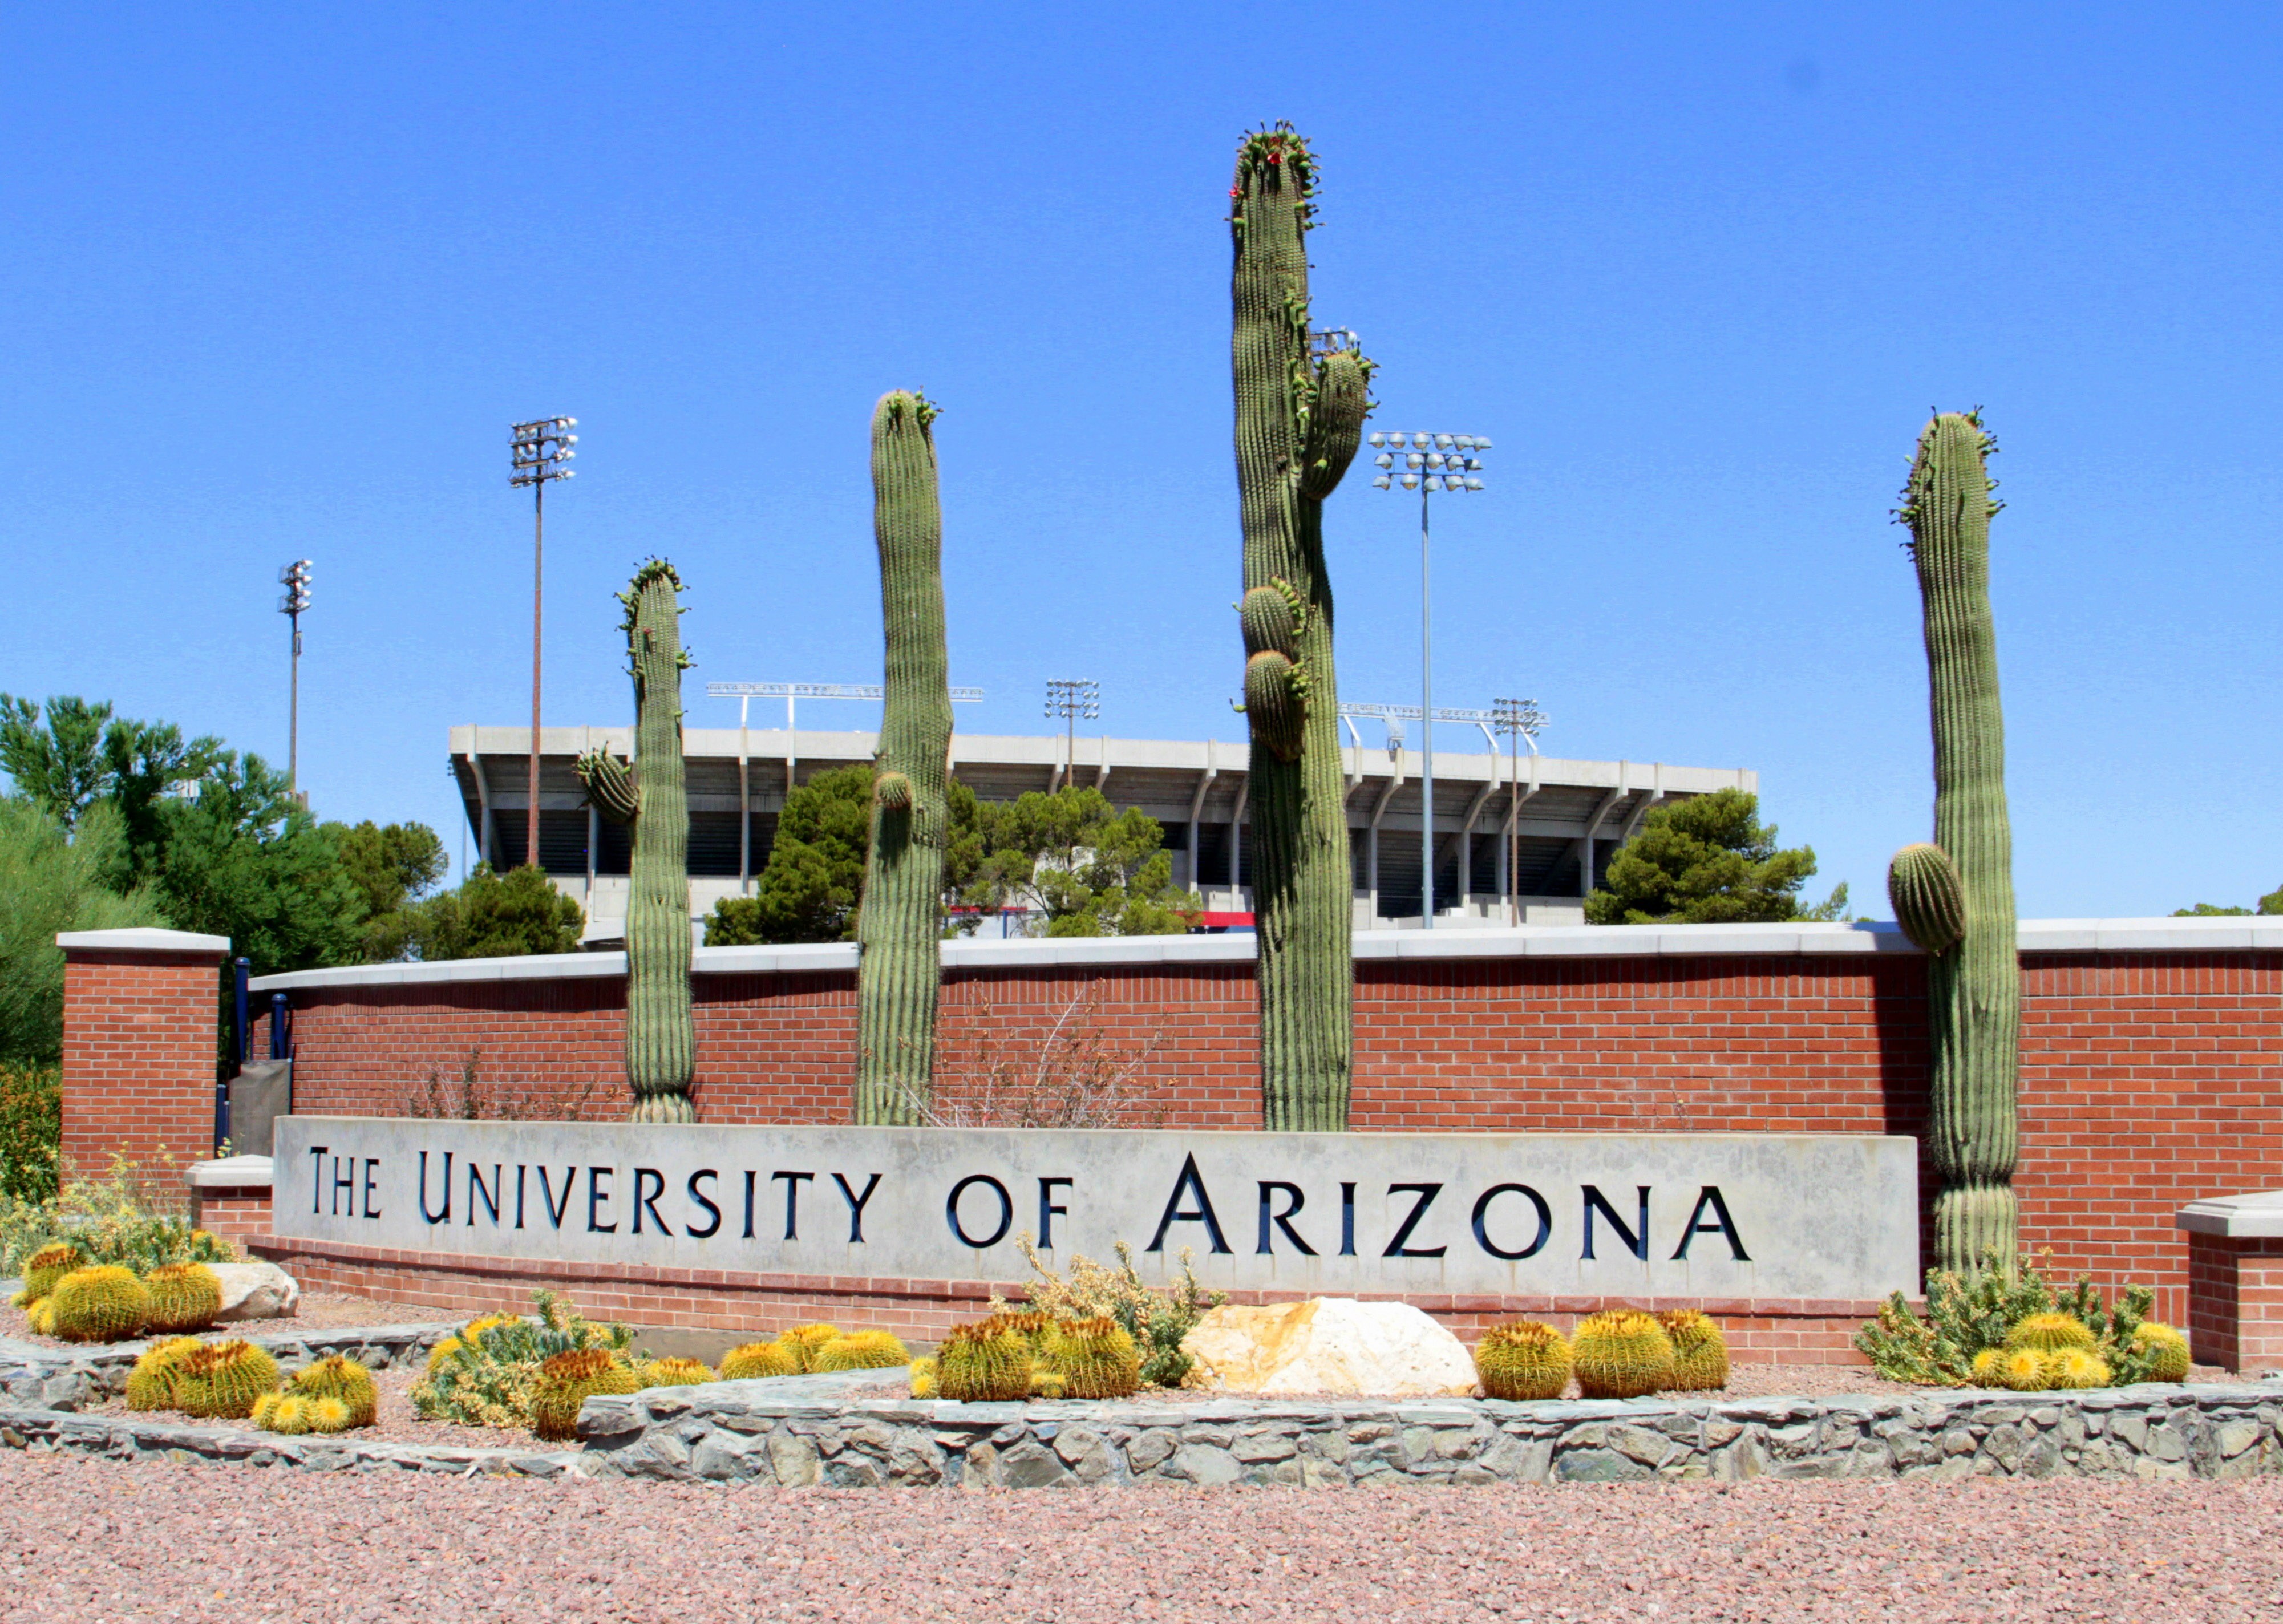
[1855,1249,2161,1387]
[0,1153,236,1278]
[410,1290,632,1431]
[996,1234,1223,1389]
[0,1064,60,1204]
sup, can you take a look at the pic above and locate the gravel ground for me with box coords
[2,1450,2277,1622]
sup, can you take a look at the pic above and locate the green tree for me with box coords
[1585,788,1841,925]
[705,764,879,945]
[152,752,367,975]
[963,786,1201,937]
[402,865,584,960]
[2173,888,2282,917]
[0,799,169,1062]
[329,820,449,960]
[0,694,222,881]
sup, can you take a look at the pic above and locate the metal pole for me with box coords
[1509,726,1520,926]
[528,479,544,871]
[1420,483,1434,930]
[287,610,301,795]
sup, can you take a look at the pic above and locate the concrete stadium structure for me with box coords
[448,724,1755,938]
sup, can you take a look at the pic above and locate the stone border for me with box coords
[8,1320,2280,1487]
[576,1372,2283,1488]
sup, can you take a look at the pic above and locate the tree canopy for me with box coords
[2173,887,2283,918]
[396,864,585,959]
[0,799,169,1062]
[1585,788,1846,925]
[706,775,1197,945]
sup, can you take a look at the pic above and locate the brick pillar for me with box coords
[2185,1232,2283,1372]
[59,927,231,1186]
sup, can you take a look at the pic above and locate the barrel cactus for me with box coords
[2132,1321,2192,1383]
[936,1321,1031,1403]
[1891,411,2021,1273]
[125,1336,205,1412]
[176,1340,282,1419]
[1995,1346,2050,1391]
[1046,1317,1142,1400]
[292,1354,377,1427]
[719,1340,799,1381]
[2004,1311,2095,1354]
[1228,124,1374,1131]
[777,1322,844,1373]
[143,1262,222,1334]
[816,1330,912,1372]
[251,1392,311,1435]
[637,1356,714,1387]
[909,1355,939,1398]
[530,1348,641,1441]
[855,390,954,1126]
[48,1265,150,1343]
[576,558,697,1125]
[1656,1309,1730,1392]
[17,1241,86,1305]
[1570,1309,1676,1399]
[1473,1320,1573,1402]
[2045,1347,2111,1390]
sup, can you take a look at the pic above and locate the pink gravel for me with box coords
[1,1451,2278,1622]
[0,1291,422,1348]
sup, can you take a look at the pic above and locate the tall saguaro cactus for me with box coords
[576,560,697,1125]
[1230,123,1373,1130]
[855,390,953,1125]
[1889,411,2019,1272]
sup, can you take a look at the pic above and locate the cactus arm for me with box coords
[1887,841,1966,954]
[1230,123,1370,1131]
[855,390,953,1125]
[1900,412,2019,1270]
[618,560,697,1125]
[575,749,641,828]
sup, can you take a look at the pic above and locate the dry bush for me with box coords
[902,981,1172,1129]
[407,1047,608,1123]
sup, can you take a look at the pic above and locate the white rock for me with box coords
[1180,1298,1476,1398]
[208,1262,301,1322]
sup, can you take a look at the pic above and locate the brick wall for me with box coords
[250,943,2283,1335]
[60,941,226,1186]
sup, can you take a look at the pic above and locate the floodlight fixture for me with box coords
[511,415,578,868]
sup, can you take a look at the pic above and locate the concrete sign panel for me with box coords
[272,1118,1917,1301]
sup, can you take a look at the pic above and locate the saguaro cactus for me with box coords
[1230,123,1373,1130]
[576,560,697,1124]
[1890,411,2019,1271]
[855,390,953,1125]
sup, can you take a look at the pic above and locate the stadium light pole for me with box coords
[1369,429,1489,928]
[1043,679,1100,788]
[511,416,577,870]
[1490,696,1546,926]
[277,560,312,800]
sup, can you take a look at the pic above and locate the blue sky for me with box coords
[2,4,2276,916]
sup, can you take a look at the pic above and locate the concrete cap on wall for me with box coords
[56,927,232,956]
[188,1154,274,1189]
[2176,1190,2283,1238]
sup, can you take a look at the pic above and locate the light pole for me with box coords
[277,560,312,800]
[1490,696,1547,925]
[1044,679,1100,788]
[511,416,576,870]
[1369,430,1489,928]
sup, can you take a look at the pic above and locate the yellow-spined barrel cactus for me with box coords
[2132,1321,2192,1383]
[305,1396,353,1434]
[19,1242,87,1305]
[2046,1347,2111,1390]
[816,1331,912,1372]
[909,1355,939,1399]
[1474,1321,1573,1402]
[530,1349,641,1441]
[778,1323,843,1374]
[125,1336,205,1412]
[719,1340,798,1381]
[2005,1313,2095,1353]
[252,1393,311,1435]
[25,1298,55,1335]
[1047,1317,1142,1400]
[1656,1310,1730,1392]
[48,1266,151,1343]
[1996,1347,2050,1391]
[1571,1310,1677,1399]
[177,1340,282,1419]
[1969,1347,2004,1386]
[937,1322,1031,1403]
[637,1356,714,1387]
[143,1262,223,1334]
[292,1355,377,1428]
